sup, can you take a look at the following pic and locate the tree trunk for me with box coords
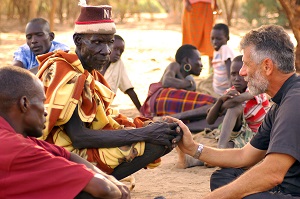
[221,0,237,26]
[49,0,57,31]
[28,0,38,20]
[279,0,300,72]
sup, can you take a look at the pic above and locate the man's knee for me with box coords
[210,168,245,191]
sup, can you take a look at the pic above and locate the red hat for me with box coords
[74,4,116,34]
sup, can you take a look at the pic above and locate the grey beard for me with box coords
[248,76,269,96]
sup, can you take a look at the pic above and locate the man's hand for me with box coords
[112,181,131,199]
[144,122,180,150]
[163,116,197,156]
[185,0,192,12]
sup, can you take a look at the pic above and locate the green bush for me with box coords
[137,0,165,13]
[241,0,289,27]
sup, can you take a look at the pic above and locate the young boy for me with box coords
[211,23,235,96]
[206,55,270,148]
[100,34,141,111]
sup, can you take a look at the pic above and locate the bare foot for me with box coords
[175,155,204,169]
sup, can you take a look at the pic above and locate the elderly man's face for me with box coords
[78,34,114,72]
[240,46,269,96]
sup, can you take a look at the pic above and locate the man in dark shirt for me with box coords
[169,24,300,198]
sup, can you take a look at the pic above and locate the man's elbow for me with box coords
[270,173,284,187]
[12,60,25,68]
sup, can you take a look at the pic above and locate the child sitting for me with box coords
[100,34,141,111]
[206,55,270,148]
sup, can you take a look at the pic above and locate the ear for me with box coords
[19,96,30,113]
[182,57,189,65]
[73,33,82,47]
[49,32,55,41]
[263,58,274,76]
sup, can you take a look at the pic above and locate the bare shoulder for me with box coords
[164,62,180,73]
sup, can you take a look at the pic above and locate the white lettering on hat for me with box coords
[103,9,110,19]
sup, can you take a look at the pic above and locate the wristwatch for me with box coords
[193,144,204,159]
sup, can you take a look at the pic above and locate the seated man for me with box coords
[12,18,69,74]
[175,55,270,168]
[0,66,129,199]
[140,44,217,132]
[169,24,300,198]
[206,55,270,148]
[100,34,141,111]
[36,5,180,180]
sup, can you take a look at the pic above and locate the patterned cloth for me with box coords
[140,82,164,118]
[103,59,133,93]
[182,1,214,58]
[36,50,157,174]
[155,88,216,116]
[140,82,216,118]
[226,86,270,133]
[212,44,235,95]
[243,89,270,133]
[13,41,69,70]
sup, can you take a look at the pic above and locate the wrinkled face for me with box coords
[211,29,228,51]
[240,47,269,96]
[230,60,247,93]
[23,80,47,138]
[187,49,203,76]
[110,39,124,63]
[25,22,53,56]
[78,34,114,72]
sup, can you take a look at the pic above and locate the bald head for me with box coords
[0,66,39,112]
[0,66,47,137]
[26,18,50,33]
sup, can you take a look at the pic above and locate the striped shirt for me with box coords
[227,87,270,133]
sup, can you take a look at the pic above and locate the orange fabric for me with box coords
[182,2,214,58]
[36,51,160,174]
[87,148,114,174]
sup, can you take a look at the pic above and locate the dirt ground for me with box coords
[1,14,293,199]
[0,14,241,199]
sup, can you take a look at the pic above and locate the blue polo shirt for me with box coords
[13,41,70,70]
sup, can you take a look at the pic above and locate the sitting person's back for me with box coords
[12,18,69,74]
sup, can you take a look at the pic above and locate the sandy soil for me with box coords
[0,15,270,199]
[0,15,238,199]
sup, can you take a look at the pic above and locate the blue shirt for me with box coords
[13,41,70,70]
